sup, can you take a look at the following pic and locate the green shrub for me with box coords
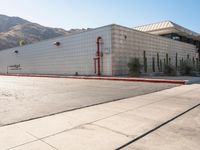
[157,53,160,71]
[143,51,147,73]
[128,58,142,77]
[195,59,200,73]
[164,64,176,76]
[175,53,178,70]
[179,60,194,75]
[19,40,26,46]
[152,57,155,72]
[160,59,163,72]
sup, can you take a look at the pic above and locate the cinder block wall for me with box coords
[0,24,197,77]
[0,26,113,76]
[111,25,197,76]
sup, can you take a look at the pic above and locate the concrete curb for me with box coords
[0,74,187,85]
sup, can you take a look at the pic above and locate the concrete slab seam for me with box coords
[116,103,200,150]
[8,127,59,150]
[19,99,166,141]
[6,140,39,150]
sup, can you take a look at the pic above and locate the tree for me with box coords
[19,40,26,46]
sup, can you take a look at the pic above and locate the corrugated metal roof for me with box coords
[134,21,200,39]
[134,21,173,32]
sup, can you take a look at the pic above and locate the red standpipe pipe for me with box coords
[96,37,102,76]
[93,58,97,74]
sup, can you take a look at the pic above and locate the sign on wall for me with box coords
[8,64,22,70]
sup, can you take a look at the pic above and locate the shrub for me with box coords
[164,64,177,76]
[152,57,155,72]
[179,60,194,75]
[143,51,147,73]
[195,59,200,72]
[128,58,142,77]
[19,40,26,46]
[197,64,200,73]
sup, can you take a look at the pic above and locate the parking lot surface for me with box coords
[0,83,199,150]
[0,76,178,126]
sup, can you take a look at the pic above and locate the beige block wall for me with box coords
[0,25,112,76]
[111,25,198,76]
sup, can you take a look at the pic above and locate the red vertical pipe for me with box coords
[96,37,102,76]
[93,58,96,74]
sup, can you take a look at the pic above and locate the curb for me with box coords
[0,74,187,85]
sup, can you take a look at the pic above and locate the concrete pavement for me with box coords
[0,76,178,126]
[0,84,199,150]
[123,106,200,150]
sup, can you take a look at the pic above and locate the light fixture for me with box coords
[14,50,18,54]
[124,35,127,40]
[53,42,61,46]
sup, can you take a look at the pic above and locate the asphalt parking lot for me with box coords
[0,76,179,126]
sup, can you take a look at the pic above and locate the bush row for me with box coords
[128,57,200,77]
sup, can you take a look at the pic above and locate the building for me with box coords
[134,21,200,54]
[0,22,199,76]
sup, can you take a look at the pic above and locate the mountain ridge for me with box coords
[0,14,84,50]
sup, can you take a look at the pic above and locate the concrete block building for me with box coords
[0,21,199,76]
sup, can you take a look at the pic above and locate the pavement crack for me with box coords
[92,123,131,138]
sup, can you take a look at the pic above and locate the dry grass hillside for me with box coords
[0,14,84,50]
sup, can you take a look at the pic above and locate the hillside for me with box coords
[0,14,83,50]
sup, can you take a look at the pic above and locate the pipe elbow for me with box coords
[97,37,102,43]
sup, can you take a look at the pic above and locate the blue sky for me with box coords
[0,0,199,32]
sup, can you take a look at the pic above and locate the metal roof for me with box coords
[134,21,200,40]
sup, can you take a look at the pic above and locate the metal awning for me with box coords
[134,21,200,41]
